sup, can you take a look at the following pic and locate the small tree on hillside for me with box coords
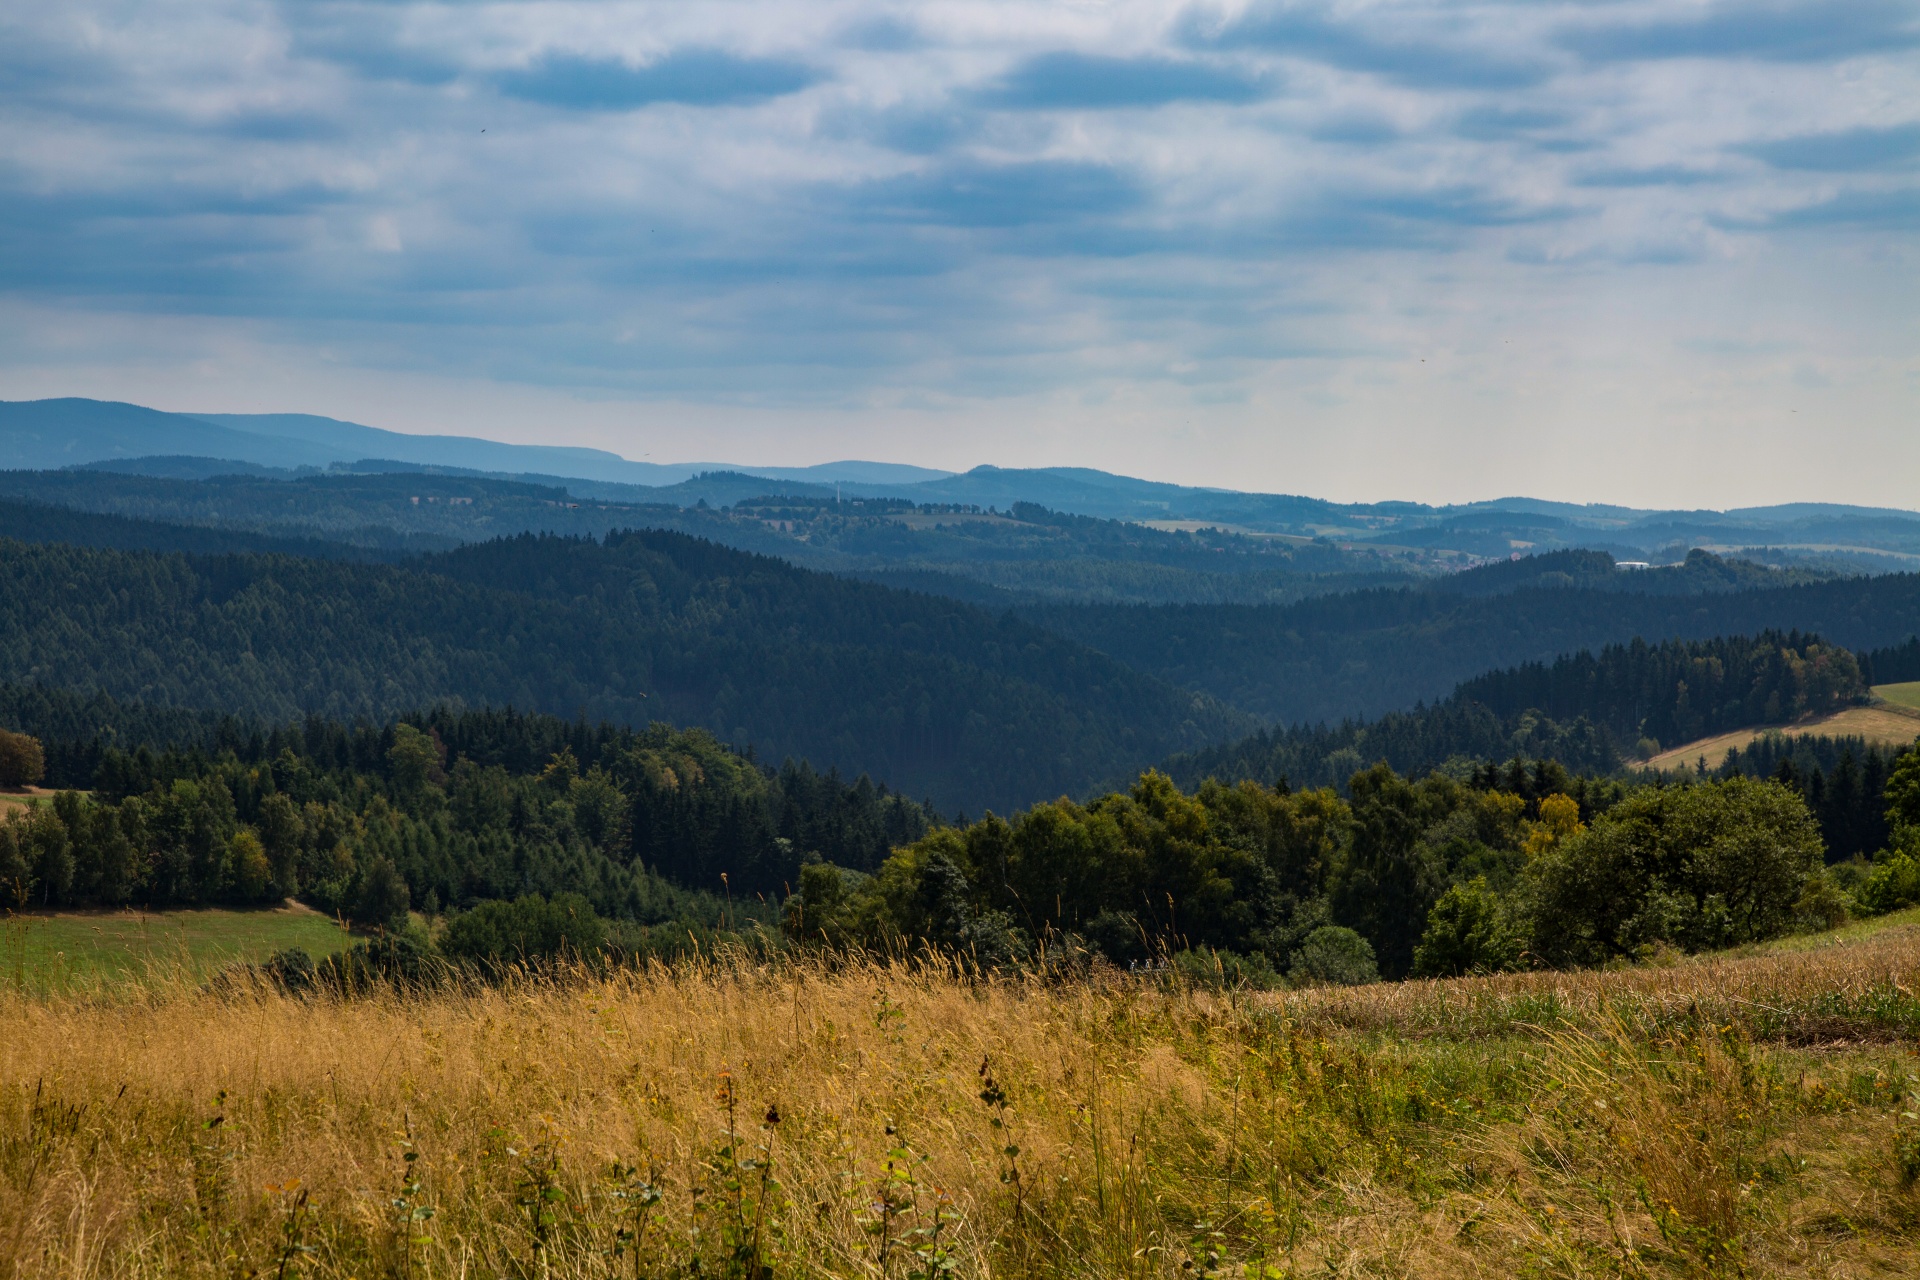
[354,857,412,929]
[0,729,45,789]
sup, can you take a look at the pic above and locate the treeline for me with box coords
[0,495,406,561]
[787,755,1911,980]
[1025,552,1920,724]
[1865,636,1920,685]
[1716,732,1905,860]
[1163,630,1913,825]
[1454,630,1864,754]
[0,529,1249,812]
[0,707,934,916]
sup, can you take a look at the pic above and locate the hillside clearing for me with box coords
[0,902,353,992]
[1645,697,1920,772]
[1880,680,1920,711]
[0,785,70,814]
[5,928,1920,1278]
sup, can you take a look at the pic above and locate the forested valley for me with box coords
[1024,550,1920,723]
[0,490,1915,987]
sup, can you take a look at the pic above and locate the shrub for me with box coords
[260,947,317,993]
[441,893,608,965]
[1856,851,1920,916]
[1792,868,1852,932]
[1412,877,1522,977]
[1289,926,1378,986]
[1525,777,1823,965]
[314,934,444,990]
[0,728,44,789]
[1170,946,1281,990]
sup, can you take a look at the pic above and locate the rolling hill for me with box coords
[0,528,1249,813]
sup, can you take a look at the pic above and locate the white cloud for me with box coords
[0,0,1915,505]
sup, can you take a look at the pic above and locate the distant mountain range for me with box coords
[0,398,953,488]
[5,397,1920,569]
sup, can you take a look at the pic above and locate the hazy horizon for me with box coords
[4,1,1916,508]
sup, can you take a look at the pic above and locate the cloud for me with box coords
[1453,105,1578,143]
[974,53,1269,110]
[1571,166,1725,188]
[858,160,1144,232]
[496,49,818,110]
[1269,187,1573,250]
[1188,4,1551,89]
[288,10,463,86]
[1764,188,1920,230]
[0,0,1916,491]
[1739,123,1920,171]
[1561,0,1920,64]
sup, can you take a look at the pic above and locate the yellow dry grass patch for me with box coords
[1645,701,1920,772]
[2,939,1920,1280]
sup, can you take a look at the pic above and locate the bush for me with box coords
[441,893,608,965]
[314,934,445,990]
[1412,877,1522,977]
[1289,926,1378,986]
[0,729,44,789]
[1170,946,1281,990]
[259,947,317,993]
[1526,777,1823,965]
[1856,851,1920,916]
[1792,869,1852,932]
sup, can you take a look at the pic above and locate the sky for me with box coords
[1,0,1916,508]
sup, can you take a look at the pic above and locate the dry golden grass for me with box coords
[1643,703,1920,773]
[3,937,1919,1280]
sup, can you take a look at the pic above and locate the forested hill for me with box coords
[1028,556,1920,724]
[1162,629,1907,805]
[1455,631,1867,751]
[0,495,412,560]
[0,530,1250,813]
[0,700,935,913]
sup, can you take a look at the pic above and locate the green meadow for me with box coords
[0,904,354,992]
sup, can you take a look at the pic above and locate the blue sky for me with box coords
[1,0,1916,506]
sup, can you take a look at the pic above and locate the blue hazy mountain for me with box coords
[0,399,954,487]
[6,397,1920,571]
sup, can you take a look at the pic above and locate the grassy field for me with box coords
[0,903,354,992]
[1879,681,1920,712]
[1645,698,1920,772]
[4,925,1920,1279]
[0,785,71,816]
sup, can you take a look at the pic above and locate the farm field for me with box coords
[0,903,353,992]
[1644,696,1920,772]
[4,920,1920,1278]
[1880,680,1920,711]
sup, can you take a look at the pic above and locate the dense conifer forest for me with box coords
[0,531,1246,812]
[1025,553,1920,723]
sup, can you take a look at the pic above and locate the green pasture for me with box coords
[1876,680,1920,710]
[0,905,354,992]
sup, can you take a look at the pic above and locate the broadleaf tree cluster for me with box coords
[784,758,1870,980]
